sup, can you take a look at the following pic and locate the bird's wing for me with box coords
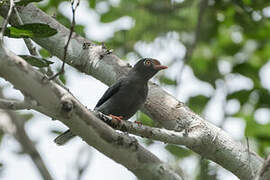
[95,80,122,108]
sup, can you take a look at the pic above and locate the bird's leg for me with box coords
[134,121,142,125]
[109,114,123,121]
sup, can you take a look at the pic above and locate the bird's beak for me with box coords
[151,59,168,70]
[154,65,168,70]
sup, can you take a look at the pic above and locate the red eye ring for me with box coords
[144,60,151,66]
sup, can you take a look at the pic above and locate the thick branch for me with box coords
[0,109,54,180]
[0,4,264,179]
[0,46,184,180]
[0,98,32,110]
[98,113,264,180]
[0,88,53,180]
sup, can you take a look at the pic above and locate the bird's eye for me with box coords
[144,60,151,66]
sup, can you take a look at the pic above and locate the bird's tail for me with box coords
[54,129,76,145]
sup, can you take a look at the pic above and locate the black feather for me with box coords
[95,81,122,108]
[53,58,167,145]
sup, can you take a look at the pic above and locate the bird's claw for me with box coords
[109,114,123,121]
[135,121,142,125]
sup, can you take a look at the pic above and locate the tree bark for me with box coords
[0,46,184,180]
[256,155,270,180]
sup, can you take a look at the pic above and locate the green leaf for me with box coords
[257,88,270,108]
[39,48,51,58]
[227,90,251,105]
[75,25,86,37]
[187,95,209,114]
[1,23,57,38]
[136,112,154,127]
[59,73,66,85]
[229,88,270,108]
[159,75,177,86]
[243,113,270,155]
[100,8,123,23]
[232,63,260,87]
[189,44,221,86]
[50,129,64,135]
[256,134,270,142]
[89,0,96,8]
[165,144,192,159]
[15,0,42,6]
[19,55,53,67]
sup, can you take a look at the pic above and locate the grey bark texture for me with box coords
[0,46,184,180]
[256,155,270,180]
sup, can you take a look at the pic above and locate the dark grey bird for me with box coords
[54,58,167,145]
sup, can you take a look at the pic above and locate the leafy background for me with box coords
[0,0,270,179]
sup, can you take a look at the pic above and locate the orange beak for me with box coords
[154,65,168,70]
[152,59,168,70]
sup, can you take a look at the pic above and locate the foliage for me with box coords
[165,144,192,159]
[1,23,57,38]
[136,111,155,127]
[19,55,54,68]
[15,0,42,6]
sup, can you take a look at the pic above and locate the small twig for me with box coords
[48,0,80,80]
[14,7,70,89]
[95,111,196,146]
[0,98,33,110]
[0,0,14,44]
[256,155,270,180]
[246,137,255,177]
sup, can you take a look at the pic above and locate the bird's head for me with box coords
[129,58,168,81]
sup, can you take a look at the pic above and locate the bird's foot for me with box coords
[134,121,142,125]
[109,114,123,122]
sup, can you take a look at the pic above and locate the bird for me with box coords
[54,58,168,145]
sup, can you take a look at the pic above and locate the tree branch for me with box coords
[97,113,264,179]
[0,109,54,180]
[96,111,195,146]
[0,89,53,180]
[256,155,270,180]
[0,0,14,43]
[0,98,32,110]
[0,46,185,180]
[0,4,264,179]
[48,0,80,80]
